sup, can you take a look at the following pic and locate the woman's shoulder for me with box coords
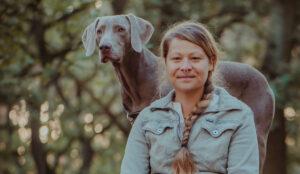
[135,92,175,123]
[214,86,252,109]
[134,105,153,123]
[213,86,254,121]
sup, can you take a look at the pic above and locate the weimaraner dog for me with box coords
[82,14,274,172]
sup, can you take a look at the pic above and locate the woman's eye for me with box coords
[171,57,181,61]
[191,57,201,60]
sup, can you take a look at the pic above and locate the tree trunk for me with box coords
[262,0,297,173]
[263,108,286,174]
[111,0,128,14]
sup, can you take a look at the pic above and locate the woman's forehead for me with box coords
[167,38,206,56]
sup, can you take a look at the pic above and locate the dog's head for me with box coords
[82,14,154,63]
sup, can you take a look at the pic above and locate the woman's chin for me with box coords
[174,84,201,93]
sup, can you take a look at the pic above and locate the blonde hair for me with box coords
[159,22,219,174]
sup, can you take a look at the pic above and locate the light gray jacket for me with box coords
[121,87,259,174]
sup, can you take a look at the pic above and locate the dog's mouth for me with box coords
[102,57,110,63]
[101,56,121,63]
[99,50,122,63]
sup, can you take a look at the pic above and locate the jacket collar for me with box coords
[150,86,242,113]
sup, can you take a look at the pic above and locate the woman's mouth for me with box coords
[177,76,195,81]
[177,76,195,78]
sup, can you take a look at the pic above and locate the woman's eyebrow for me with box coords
[189,52,206,57]
[168,52,181,57]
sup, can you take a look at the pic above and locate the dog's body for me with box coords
[82,14,274,171]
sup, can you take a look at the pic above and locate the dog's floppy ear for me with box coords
[126,14,154,53]
[82,18,100,56]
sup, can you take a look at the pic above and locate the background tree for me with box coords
[0,0,299,174]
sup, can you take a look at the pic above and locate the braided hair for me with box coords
[172,72,214,174]
[159,22,219,174]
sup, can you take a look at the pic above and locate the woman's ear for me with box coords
[209,57,216,71]
[209,64,214,71]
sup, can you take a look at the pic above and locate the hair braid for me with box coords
[172,72,214,174]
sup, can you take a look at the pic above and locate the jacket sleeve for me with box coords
[227,108,259,174]
[120,112,150,174]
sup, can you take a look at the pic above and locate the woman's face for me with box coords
[165,38,213,93]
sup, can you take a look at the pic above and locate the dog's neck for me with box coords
[112,47,155,113]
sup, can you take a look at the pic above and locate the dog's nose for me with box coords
[100,45,112,51]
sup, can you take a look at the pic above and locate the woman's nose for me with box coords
[180,59,192,72]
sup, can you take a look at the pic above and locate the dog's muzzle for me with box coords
[101,57,109,63]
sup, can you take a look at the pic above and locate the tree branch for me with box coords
[54,80,70,107]
[215,15,245,38]
[45,2,94,29]
[100,121,113,134]
[83,86,129,135]
[82,64,98,84]
[201,5,248,23]
[66,70,129,135]
[48,37,82,59]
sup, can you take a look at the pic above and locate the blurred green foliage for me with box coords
[0,0,299,174]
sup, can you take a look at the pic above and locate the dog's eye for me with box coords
[96,29,102,35]
[117,27,125,32]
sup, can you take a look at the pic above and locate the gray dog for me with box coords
[82,14,159,116]
[82,14,274,171]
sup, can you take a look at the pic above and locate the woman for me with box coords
[121,22,259,174]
